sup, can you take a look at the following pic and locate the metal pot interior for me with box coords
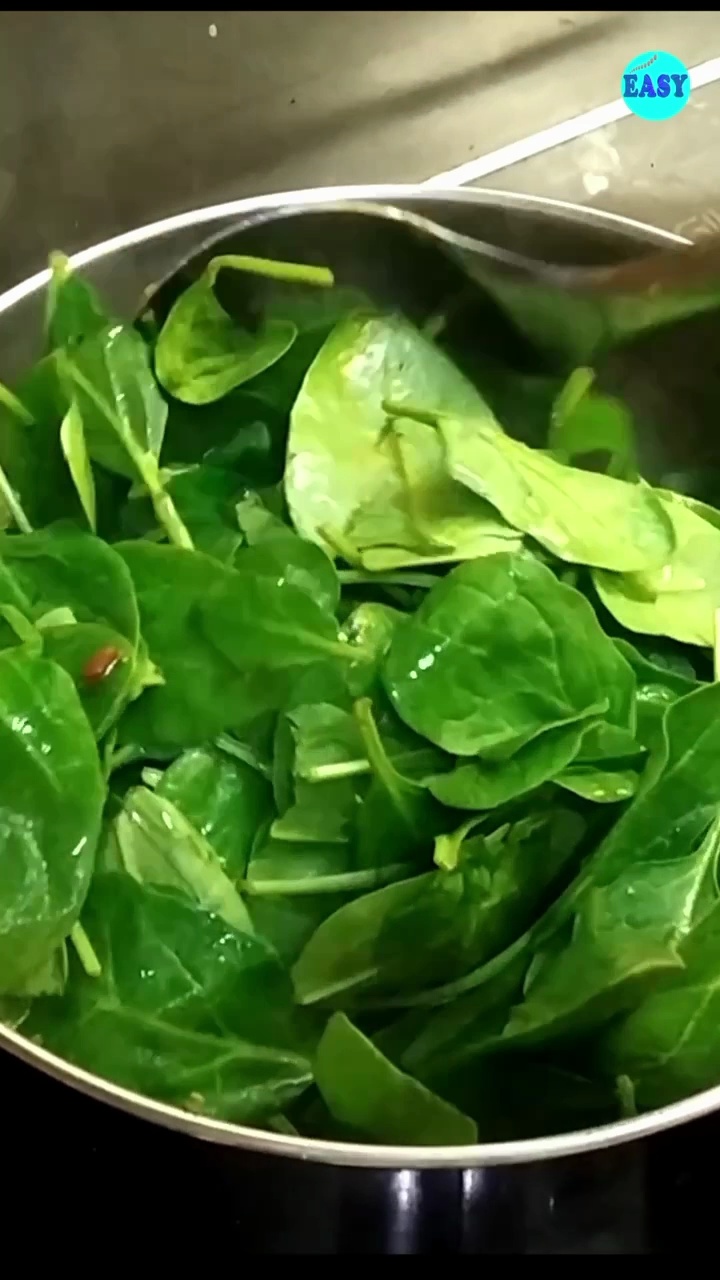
[3,182,718,1170]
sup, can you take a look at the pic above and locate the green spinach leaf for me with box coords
[155,255,334,405]
[500,683,720,1047]
[429,719,597,810]
[403,404,674,572]
[286,309,522,569]
[0,649,105,993]
[292,808,585,1007]
[314,1012,476,1145]
[115,543,287,754]
[594,489,720,647]
[45,251,111,350]
[0,524,139,643]
[156,745,273,879]
[114,785,254,932]
[383,552,633,758]
[548,367,638,479]
[600,819,720,1109]
[28,873,312,1122]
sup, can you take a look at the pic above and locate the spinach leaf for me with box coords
[383,553,633,758]
[594,490,720,647]
[286,702,365,784]
[156,746,273,879]
[235,496,340,614]
[0,524,139,643]
[245,833,409,965]
[341,601,404,697]
[161,389,286,486]
[200,566,355,670]
[0,649,105,993]
[115,543,287,754]
[45,252,110,350]
[155,255,333,405]
[28,873,312,1122]
[41,620,138,738]
[124,463,246,564]
[613,636,701,755]
[468,263,720,367]
[114,785,254,932]
[271,775,361,847]
[499,683,720,1047]
[0,356,81,528]
[59,401,97,530]
[292,808,585,1007]
[314,1012,476,1145]
[403,404,674,573]
[554,762,640,804]
[600,821,720,1109]
[353,696,445,869]
[66,323,167,477]
[286,310,522,570]
[429,719,597,810]
[65,326,193,550]
[548,367,638,479]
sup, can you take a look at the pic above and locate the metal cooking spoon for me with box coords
[139,200,720,484]
[139,197,720,320]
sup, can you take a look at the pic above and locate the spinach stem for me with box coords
[303,758,371,782]
[318,524,364,569]
[215,733,272,779]
[107,743,145,775]
[353,696,416,823]
[139,451,195,550]
[243,862,413,897]
[68,362,194,550]
[0,379,34,426]
[714,609,720,682]
[70,922,102,978]
[381,399,439,428]
[338,569,436,589]
[433,815,485,872]
[0,461,33,533]
[208,255,334,289]
[616,1074,638,1119]
[267,1113,300,1137]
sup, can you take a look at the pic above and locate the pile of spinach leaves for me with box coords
[1,245,720,1149]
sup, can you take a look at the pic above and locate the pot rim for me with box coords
[0,180,705,1169]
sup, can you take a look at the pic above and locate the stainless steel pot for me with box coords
[0,183,709,1170]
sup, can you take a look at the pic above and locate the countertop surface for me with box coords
[1,12,720,285]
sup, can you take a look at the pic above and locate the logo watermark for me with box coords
[621,50,691,121]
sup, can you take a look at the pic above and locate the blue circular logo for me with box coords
[621,50,691,121]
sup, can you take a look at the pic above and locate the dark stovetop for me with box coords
[3,1046,710,1253]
